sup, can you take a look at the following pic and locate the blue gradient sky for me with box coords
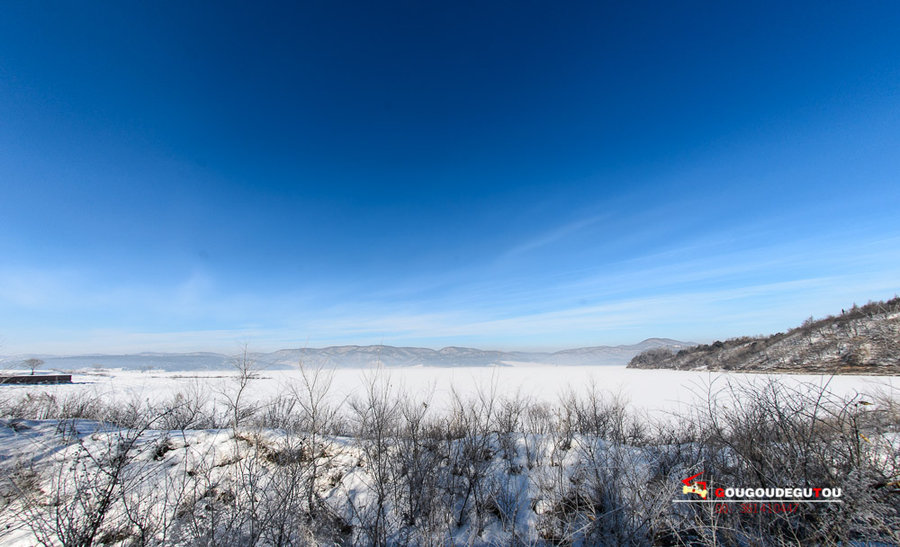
[1,2,899,354]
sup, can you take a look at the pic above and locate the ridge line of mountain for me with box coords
[2,338,692,371]
[627,297,900,375]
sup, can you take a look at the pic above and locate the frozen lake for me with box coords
[3,365,897,418]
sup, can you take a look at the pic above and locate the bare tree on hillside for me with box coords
[24,358,44,375]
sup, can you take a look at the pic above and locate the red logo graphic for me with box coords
[682,471,708,499]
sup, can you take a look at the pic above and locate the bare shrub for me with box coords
[347,368,402,546]
[16,401,169,547]
[223,345,260,431]
[660,377,900,545]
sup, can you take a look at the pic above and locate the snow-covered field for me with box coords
[3,365,899,546]
[3,365,897,417]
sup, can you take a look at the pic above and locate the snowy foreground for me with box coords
[1,366,898,546]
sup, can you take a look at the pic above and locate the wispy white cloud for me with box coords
[500,213,607,259]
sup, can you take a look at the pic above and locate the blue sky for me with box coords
[1,2,899,354]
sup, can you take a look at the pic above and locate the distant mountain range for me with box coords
[628,298,900,375]
[2,338,691,372]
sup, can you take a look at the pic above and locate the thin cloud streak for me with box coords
[500,213,608,259]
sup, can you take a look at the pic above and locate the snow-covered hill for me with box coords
[628,298,900,374]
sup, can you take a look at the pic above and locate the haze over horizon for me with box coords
[4,337,690,359]
[2,3,899,354]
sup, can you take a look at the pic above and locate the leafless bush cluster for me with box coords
[0,370,897,546]
[650,377,900,546]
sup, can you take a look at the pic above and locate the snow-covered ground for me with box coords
[2,365,896,417]
[2,366,898,546]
